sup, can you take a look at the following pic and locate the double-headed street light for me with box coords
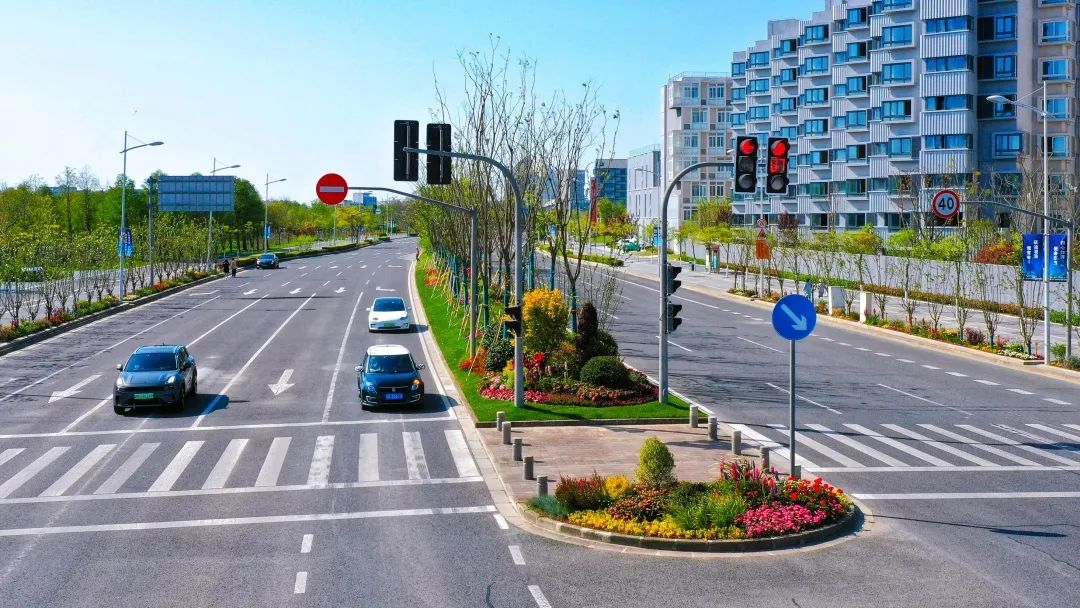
[119,131,163,298]
[209,159,241,267]
[264,174,287,251]
[987,84,1052,361]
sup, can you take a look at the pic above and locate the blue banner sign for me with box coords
[1023,233,1069,282]
[1049,233,1068,283]
[117,227,134,258]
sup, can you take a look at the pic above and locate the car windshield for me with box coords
[365,354,414,374]
[259,254,275,260]
[125,352,178,372]
[373,299,405,312]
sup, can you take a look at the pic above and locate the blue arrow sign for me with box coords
[772,294,817,341]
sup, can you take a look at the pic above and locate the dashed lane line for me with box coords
[509,545,526,565]
[765,383,842,415]
[736,336,782,353]
[529,586,554,608]
[877,384,973,416]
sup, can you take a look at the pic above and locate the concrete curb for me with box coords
[619,265,1080,387]
[0,273,224,358]
[473,417,691,429]
[521,504,862,553]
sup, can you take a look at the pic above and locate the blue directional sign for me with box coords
[772,294,817,341]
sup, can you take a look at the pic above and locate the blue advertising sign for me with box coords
[1049,234,1068,283]
[653,226,662,247]
[159,175,236,212]
[264,224,272,239]
[117,227,133,258]
[1022,233,1068,282]
[772,294,817,341]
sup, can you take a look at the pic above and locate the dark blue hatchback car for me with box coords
[355,344,425,408]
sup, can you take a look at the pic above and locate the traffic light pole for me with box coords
[404,146,526,410]
[659,161,725,405]
[351,186,479,361]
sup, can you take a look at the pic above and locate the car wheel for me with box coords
[113,404,126,415]
[175,390,186,413]
[189,374,198,397]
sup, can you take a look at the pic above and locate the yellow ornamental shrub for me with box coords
[603,475,632,500]
[522,288,570,355]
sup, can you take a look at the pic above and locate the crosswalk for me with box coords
[0,430,480,503]
[743,422,1080,472]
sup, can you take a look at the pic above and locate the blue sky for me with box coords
[0,0,811,202]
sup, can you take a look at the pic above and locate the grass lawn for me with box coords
[415,259,696,423]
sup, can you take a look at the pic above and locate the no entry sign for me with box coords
[931,189,960,220]
[316,173,348,205]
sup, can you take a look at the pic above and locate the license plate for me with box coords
[134,393,154,400]
[385,393,403,401]
[382,323,396,328]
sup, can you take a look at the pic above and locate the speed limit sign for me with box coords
[931,189,960,220]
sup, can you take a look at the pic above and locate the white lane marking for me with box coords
[896,359,914,364]
[736,336,782,353]
[334,287,345,294]
[294,571,307,594]
[804,424,906,466]
[48,375,102,404]
[730,424,818,469]
[599,310,619,320]
[0,477,483,506]
[191,292,317,428]
[974,380,1000,386]
[336,272,342,277]
[237,282,251,288]
[289,288,302,295]
[855,347,870,352]
[330,266,339,269]
[321,290,365,422]
[243,289,258,295]
[403,431,430,480]
[376,287,397,292]
[655,336,693,352]
[94,443,160,494]
[256,437,292,487]
[268,369,295,397]
[307,435,335,488]
[837,342,852,347]
[1007,388,1034,395]
[0,449,24,468]
[0,505,499,538]
[347,265,353,269]
[529,585,554,608]
[0,447,70,498]
[315,266,322,270]
[1067,424,1080,433]
[301,273,309,278]
[148,441,205,492]
[918,424,1039,466]
[855,492,1080,500]
[877,384,972,416]
[494,514,509,530]
[360,265,367,269]
[614,276,660,293]
[59,397,112,434]
[322,281,330,287]
[444,430,480,477]
[201,438,248,489]
[1028,424,1080,443]
[875,353,891,357]
[298,266,307,270]
[281,282,290,287]
[1044,398,1071,405]
[768,424,863,468]
[819,337,835,342]
[843,424,950,467]
[945,371,967,377]
[0,296,220,405]
[921,365,940,370]
[880,424,994,466]
[509,545,525,565]
[766,383,842,415]
[357,434,379,482]
[189,295,268,347]
[40,444,115,497]
[960,425,1079,466]
[672,294,719,309]
[365,280,370,285]
[300,534,313,554]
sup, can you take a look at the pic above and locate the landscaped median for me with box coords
[524,438,857,552]
[414,256,698,424]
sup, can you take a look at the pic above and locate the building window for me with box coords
[682,135,699,148]
[926,16,972,34]
[846,110,868,127]
[778,38,798,55]
[708,85,725,99]
[834,115,848,129]
[803,56,829,74]
[869,178,889,191]
[682,85,699,99]
[732,87,746,101]
[847,76,867,95]
[882,62,912,83]
[777,97,797,112]
[803,24,829,43]
[977,95,1016,118]
[1042,59,1069,81]
[834,83,848,97]
[749,51,770,67]
[732,113,746,126]
[882,0,913,9]
[749,78,770,93]
[804,119,828,135]
[708,135,724,148]
[847,41,868,59]
[803,87,828,105]
[882,25,913,47]
[846,179,867,195]
[978,15,1016,40]
[848,7,868,25]
[1047,98,1069,119]
[888,138,913,157]
[831,148,848,162]
[732,62,746,76]
[748,106,769,120]
[924,134,972,150]
[779,127,798,140]
[882,100,912,121]
[691,108,707,124]
[846,214,867,227]
[778,68,797,84]
[924,94,971,111]
[976,55,1017,80]
[1047,135,1070,156]
[847,144,868,161]
[924,55,972,73]
[1042,21,1070,43]
[994,133,1023,156]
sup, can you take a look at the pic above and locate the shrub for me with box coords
[705,492,748,529]
[554,473,611,512]
[1050,343,1067,364]
[480,321,503,349]
[1065,356,1080,370]
[668,497,710,531]
[608,485,668,521]
[458,346,488,373]
[603,475,632,500]
[578,302,599,342]
[522,288,570,354]
[635,437,675,488]
[579,356,630,389]
[575,329,619,370]
[964,327,986,346]
[485,340,513,372]
[666,481,711,510]
[1004,341,1026,354]
[528,495,569,519]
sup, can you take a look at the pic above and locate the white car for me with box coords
[367,297,411,332]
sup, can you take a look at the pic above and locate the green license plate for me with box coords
[134,393,154,400]
[383,323,395,328]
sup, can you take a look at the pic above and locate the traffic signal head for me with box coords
[503,305,523,336]
[426,123,452,185]
[666,263,682,295]
[766,137,791,195]
[393,120,419,182]
[666,303,684,333]
[734,136,759,194]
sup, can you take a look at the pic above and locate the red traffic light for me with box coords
[770,139,790,157]
[738,138,758,155]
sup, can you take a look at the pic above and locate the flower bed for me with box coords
[527,439,852,542]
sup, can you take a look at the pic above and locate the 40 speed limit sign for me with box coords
[931,189,961,220]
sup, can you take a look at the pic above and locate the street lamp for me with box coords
[119,131,163,298]
[264,174,286,251]
[210,158,240,267]
[988,83,1052,360]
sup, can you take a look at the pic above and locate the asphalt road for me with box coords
[1,236,1075,607]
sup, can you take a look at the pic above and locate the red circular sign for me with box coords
[316,173,348,205]
[931,189,960,220]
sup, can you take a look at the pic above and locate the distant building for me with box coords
[627,145,662,237]
[541,168,589,210]
[351,192,378,208]
[594,159,628,206]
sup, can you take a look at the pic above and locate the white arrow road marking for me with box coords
[388,265,403,268]
[269,369,295,396]
[243,289,257,296]
[330,266,339,269]
[779,303,807,331]
[376,287,397,292]
[335,287,345,294]
[297,266,307,270]
[49,375,102,404]
[289,288,302,295]
[360,265,367,269]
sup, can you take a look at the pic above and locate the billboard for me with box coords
[158,175,236,212]
[1022,233,1069,282]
